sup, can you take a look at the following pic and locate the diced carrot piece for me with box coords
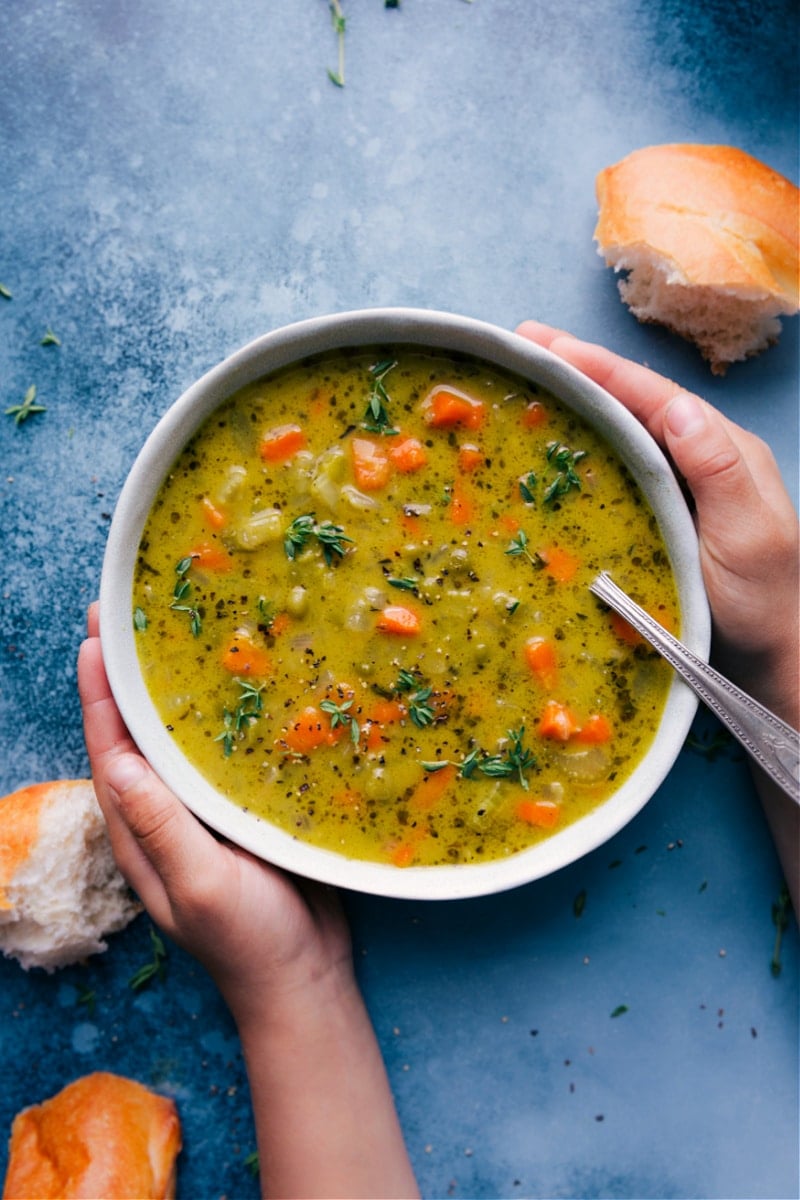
[457,443,485,473]
[362,699,406,751]
[189,540,234,573]
[412,763,456,811]
[268,611,291,636]
[538,699,581,741]
[521,399,548,429]
[540,544,580,583]
[282,706,339,753]
[574,713,613,744]
[351,437,392,491]
[498,513,521,534]
[524,637,559,690]
[376,605,421,636]
[516,798,560,827]
[610,605,676,646]
[221,634,272,676]
[200,496,227,530]
[422,387,485,430]
[389,437,427,473]
[259,423,306,463]
[450,477,474,526]
[334,788,363,809]
[401,511,422,540]
[390,842,417,868]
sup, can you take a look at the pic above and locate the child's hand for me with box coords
[516,322,798,911]
[78,603,352,1030]
[516,321,799,727]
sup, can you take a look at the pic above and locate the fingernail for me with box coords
[104,754,148,800]
[665,391,707,438]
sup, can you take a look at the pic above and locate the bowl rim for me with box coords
[100,307,711,901]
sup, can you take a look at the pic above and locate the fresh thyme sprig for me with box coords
[320,697,361,745]
[169,555,202,635]
[362,359,399,434]
[5,384,46,426]
[394,668,435,728]
[505,528,545,570]
[423,726,537,788]
[543,441,587,505]
[216,679,265,757]
[284,514,353,565]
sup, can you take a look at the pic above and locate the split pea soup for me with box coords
[133,346,678,868]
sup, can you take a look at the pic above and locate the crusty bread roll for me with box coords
[2,1071,181,1199]
[0,779,140,971]
[594,143,799,373]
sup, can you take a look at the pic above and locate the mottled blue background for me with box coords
[1,2,797,1197]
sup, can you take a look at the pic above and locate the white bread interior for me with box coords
[594,144,799,373]
[0,780,141,972]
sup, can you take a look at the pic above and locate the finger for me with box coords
[515,320,684,445]
[87,601,99,638]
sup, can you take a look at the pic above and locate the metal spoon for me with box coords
[590,571,800,804]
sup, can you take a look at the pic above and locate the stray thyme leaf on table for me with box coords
[770,882,791,977]
[129,926,168,991]
[41,328,61,346]
[5,384,46,426]
[327,0,346,86]
[0,282,12,299]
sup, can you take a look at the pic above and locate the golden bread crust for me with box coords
[0,782,90,911]
[595,143,799,308]
[3,1072,181,1199]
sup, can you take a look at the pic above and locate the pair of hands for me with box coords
[78,323,799,1013]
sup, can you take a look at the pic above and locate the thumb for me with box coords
[102,752,223,931]
[663,391,754,511]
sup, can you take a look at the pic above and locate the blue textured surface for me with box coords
[1,2,797,1197]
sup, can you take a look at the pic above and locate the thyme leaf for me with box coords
[129,926,168,991]
[327,0,346,86]
[543,441,587,505]
[41,328,61,346]
[5,384,46,426]
[505,528,545,570]
[362,359,399,434]
[169,555,202,635]
[284,514,352,564]
[321,697,360,744]
[215,679,265,757]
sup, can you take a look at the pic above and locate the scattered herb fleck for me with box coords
[0,283,12,299]
[41,328,61,346]
[610,1004,629,1018]
[76,986,96,1016]
[5,384,46,426]
[129,926,168,991]
[685,726,736,761]
[573,889,587,918]
[770,882,791,977]
[244,1150,260,1176]
[327,0,346,86]
[395,668,436,728]
[133,606,148,632]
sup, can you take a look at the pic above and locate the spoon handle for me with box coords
[590,572,800,805]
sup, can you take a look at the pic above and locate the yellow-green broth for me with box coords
[133,347,677,867]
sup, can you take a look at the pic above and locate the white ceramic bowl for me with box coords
[100,308,710,901]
